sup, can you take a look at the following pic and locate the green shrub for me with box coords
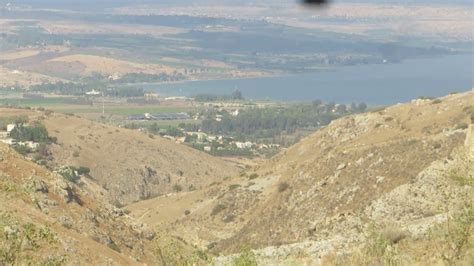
[10,122,53,143]
[0,115,28,131]
[56,166,80,183]
[173,184,183,192]
[278,182,289,192]
[442,204,473,263]
[433,143,442,149]
[232,247,258,266]
[223,214,236,223]
[76,166,90,176]
[108,241,121,253]
[211,204,226,216]
[229,184,241,191]
[362,226,406,266]
[248,173,259,180]
[455,123,468,130]
[12,144,30,156]
[0,218,59,265]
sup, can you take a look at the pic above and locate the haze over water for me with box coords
[147,54,473,104]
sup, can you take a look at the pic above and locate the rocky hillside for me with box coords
[0,143,157,264]
[38,112,238,206]
[127,91,473,264]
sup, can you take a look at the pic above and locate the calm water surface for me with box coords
[145,54,473,104]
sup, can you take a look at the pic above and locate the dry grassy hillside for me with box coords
[127,91,473,263]
[217,92,472,250]
[0,143,157,264]
[41,113,238,205]
[47,54,181,76]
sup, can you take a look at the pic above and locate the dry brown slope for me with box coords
[127,91,473,255]
[0,143,157,264]
[42,113,238,205]
[216,91,473,251]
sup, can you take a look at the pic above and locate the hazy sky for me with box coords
[1,0,472,8]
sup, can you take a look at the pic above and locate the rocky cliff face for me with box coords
[0,143,157,264]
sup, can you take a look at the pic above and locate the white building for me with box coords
[18,141,39,150]
[85,90,101,96]
[215,114,224,122]
[235,141,253,149]
[231,109,240,117]
[165,96,189,101]
[6,124,15,133]
[1,139,16,145]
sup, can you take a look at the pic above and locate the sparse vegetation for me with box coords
[0,213,60,265]
[211,204,226,216]
[153,230,212,265]
[232,247,258,266]
[223,214,236,223]
[173,184,183,192]
[441,204,474,264]
[0,115,28,131]
[0,179,17,193]
[10,122,54,144]
[12,144,31,156]
[455,122,468,130]
[76,166,91,176]
[108,240,121,253]
[278,182,289,192]
[229,184,241,191]
[360,226,405,266]
[446,153,472,186]
[248,173,259,180]
[56,166,81,183]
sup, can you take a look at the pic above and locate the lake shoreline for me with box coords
[142,53,473,105]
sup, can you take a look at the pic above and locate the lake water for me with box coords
[145,54,473,105]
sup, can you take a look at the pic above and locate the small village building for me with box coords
[0,138,15,145]
[235,141,253,149]
[145,92,160,99]
[175,137,186,143]
[231,109,240,116]
[18,141,39,150]
[6,124,16,133]
[86,89,101,96]
[187,132,207,142]
[164,96,189,101]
